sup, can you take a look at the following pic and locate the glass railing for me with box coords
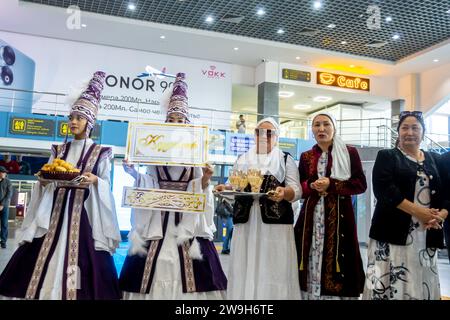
[5,87,446,150]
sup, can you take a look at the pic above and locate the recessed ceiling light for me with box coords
[341,41,347,45]
[279,91,294,98]
[234,47,239,51]
[385,16,392,22]
[433,59,439,62]
[127,3,136,10]
[313,96,332,102]
[295,56,301,60]
[392,34,400,40]
[293,104,311,110]
[257,8,266,16]
[81,24,87,28]
[277,29,285,34]
[349,64,355,68]
[327,24,336,29]
[160,35,166,39]
[313,1,322,10]
[205,15,214,23]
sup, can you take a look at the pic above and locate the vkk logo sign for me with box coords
[202,65,226,79]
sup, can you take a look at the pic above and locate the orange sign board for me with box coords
[317,71,370,92]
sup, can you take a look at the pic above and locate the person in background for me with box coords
[438,151,450,263]
[0,166,13,249]
[236,114,246,134]
[17,155,32,175]
[215,196,234,254]
[0,155,20,175]
[294,112,367,300]
[363,111,448,300]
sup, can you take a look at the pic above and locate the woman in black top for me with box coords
[363,111,449,300]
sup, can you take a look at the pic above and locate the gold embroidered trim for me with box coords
[25,188,66,299]
[181,242,196,293]
[66,189,85,300]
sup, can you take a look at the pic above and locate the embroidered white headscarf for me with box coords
[235,117,286,182]
[312,112,351,181]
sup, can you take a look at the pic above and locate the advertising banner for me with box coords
[0,31,232,129]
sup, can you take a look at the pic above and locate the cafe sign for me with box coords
[317,71,370,92]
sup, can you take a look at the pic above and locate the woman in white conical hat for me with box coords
[120,73,227,299]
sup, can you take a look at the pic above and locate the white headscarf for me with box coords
[235,117,286,183]
[312,112,351,181]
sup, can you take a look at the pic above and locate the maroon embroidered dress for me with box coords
[294,144,367,298]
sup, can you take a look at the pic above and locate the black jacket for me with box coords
[369,148,449,248]
[0,177,12,207]
[438,152,450,219]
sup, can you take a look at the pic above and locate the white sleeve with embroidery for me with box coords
[85,153,122,254]
[285,155,302,202]
[16,150,58,245]
[176,167,216,244]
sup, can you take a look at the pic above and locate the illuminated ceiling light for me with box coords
[313,1,322,10]
[392,34,400,40]
[279,91,294,98]
[160,35,166,39]
[127,3,136,10]
[313,96,332,102]
[234,47,239,51]
[447,9,450,14]
[295,56,301,60]
[433,59,439,62]
[277,28,285,34]
[293,104,312,110]
[327,23,336,28]
[205,15,214,23]
[257,8,266,16]
[385,16,392,22]
[81,24,87,27]
[341,40,347,45]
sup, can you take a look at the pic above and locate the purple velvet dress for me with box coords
[0,142,121,300]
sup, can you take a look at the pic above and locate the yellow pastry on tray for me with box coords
[39,158,81,180]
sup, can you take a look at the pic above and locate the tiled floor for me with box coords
[1,232,449,299]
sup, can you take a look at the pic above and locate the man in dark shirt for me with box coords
[438,151,450,263]
[0,166,13,248]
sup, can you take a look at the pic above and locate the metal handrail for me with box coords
[377,124,449,153]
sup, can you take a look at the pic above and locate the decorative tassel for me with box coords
[335,196,341,273]
[188,238,203,260]
[76,137,87,169]
[299,197,310,271]
[127,230,148,257]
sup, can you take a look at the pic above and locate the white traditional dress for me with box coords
[0,138,121,300]
[119,166,227,299]
[227,149,302,300]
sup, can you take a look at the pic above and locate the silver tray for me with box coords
[214,190,268,198]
